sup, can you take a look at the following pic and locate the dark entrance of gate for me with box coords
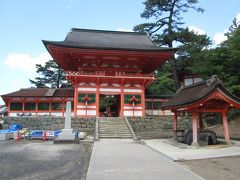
[99,94,120,117]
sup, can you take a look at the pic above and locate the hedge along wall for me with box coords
[127,115,192,139]
[2,116,96,136]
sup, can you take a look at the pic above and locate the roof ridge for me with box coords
[179,75,221,92]
[70,28,147,35]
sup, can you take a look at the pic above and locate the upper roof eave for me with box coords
[42,40,177,53]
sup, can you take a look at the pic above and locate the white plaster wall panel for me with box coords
[145,110,152,115]
[63,112,74,116]
[9,113,18,117]
[133,111,142,116]
[124,111,133,116]
[124,106,142,110]
[124,89,142,93]
[78,88,96,91]
[99,88,121,92]
[37,112,50,116]
[164,110,173,115]
[77,110,96,116]
[87,110,96,115]
[123,110,142,116]
[77,105,96,109]
[77,110,86,115]
[51,112,63,116]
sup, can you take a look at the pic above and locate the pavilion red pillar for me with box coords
[7,99,11,116]
[141,86,145,117]
[22,98,25,114]
[120,79,124,117]
[96,85,100,117]
[191,111,199,147]
[222,111,231,144]
[173,111,178,141]
[199,112,203,129]
[74,83,78,116]
[36,98,38,115]
[49,98,52,116]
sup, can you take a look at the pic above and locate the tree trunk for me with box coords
[168,0,180,90]
[170,57,180,90]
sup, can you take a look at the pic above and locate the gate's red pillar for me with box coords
[199,112,203,129]
[120,79,124,117]
[173,111,178,141]
[222,111,231,144]
[141,86,145,117]
[74,83,78,116]
[191,111,199,147]
[96,85,100,117]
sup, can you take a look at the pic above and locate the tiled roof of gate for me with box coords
[43,28,177,51]
[161,75,240,110]
[1,88,74,97]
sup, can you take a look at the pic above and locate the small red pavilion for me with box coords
[40,28,175,117]
[161,75,240,146]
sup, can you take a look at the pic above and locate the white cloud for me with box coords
[4,52,51,72]
[188,26,206,35]
[213,32,227,45]
[117,28,134,32]
[236,13,240,23]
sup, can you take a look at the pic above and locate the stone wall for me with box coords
[127,115,192,139]
[2,116,96,135]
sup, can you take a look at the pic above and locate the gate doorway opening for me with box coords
[99,94,120,117]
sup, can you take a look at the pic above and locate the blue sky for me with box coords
[0,0,239,104]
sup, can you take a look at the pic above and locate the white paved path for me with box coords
[86,139,203,180]
[144,139,240,161]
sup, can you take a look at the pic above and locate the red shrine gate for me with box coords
[43,28,175,117]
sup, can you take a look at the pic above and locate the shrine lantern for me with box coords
[82,95,91,106]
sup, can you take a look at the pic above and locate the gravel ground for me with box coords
[0,140,93,180]
[179,156,240,180]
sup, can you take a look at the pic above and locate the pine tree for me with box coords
[30,60,71,88]
[134,0,204,89]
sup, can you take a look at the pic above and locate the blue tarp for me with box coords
[9,124,22,131]
[29,130,62,138]
[0,124,22,134]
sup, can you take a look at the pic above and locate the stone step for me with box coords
[99,127,129,130]
[99,136,133,139]
[99,131,131,134]
[99,125,128,128]
[100,131,132,134]
[99,122,126,124]
[98,117,133,139]
[99,135,133,138]
[99,125,128,127]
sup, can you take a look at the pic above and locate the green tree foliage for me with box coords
[30,60,71,88]
[134,0,204,89]
[147,28,211,95]
[147,63,176,95]
[190,20,240,97]
[175,27,211,70]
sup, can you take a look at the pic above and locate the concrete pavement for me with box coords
[86,139,203,180]
[144,139,240,161]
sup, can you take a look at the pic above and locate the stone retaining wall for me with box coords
[2,116,96,135]
[127,115,192,139]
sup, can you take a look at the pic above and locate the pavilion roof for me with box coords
[1,88,74,98]
[43,28,176,52]
[161,75,240,110]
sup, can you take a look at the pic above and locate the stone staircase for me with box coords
[98,117,133,139]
